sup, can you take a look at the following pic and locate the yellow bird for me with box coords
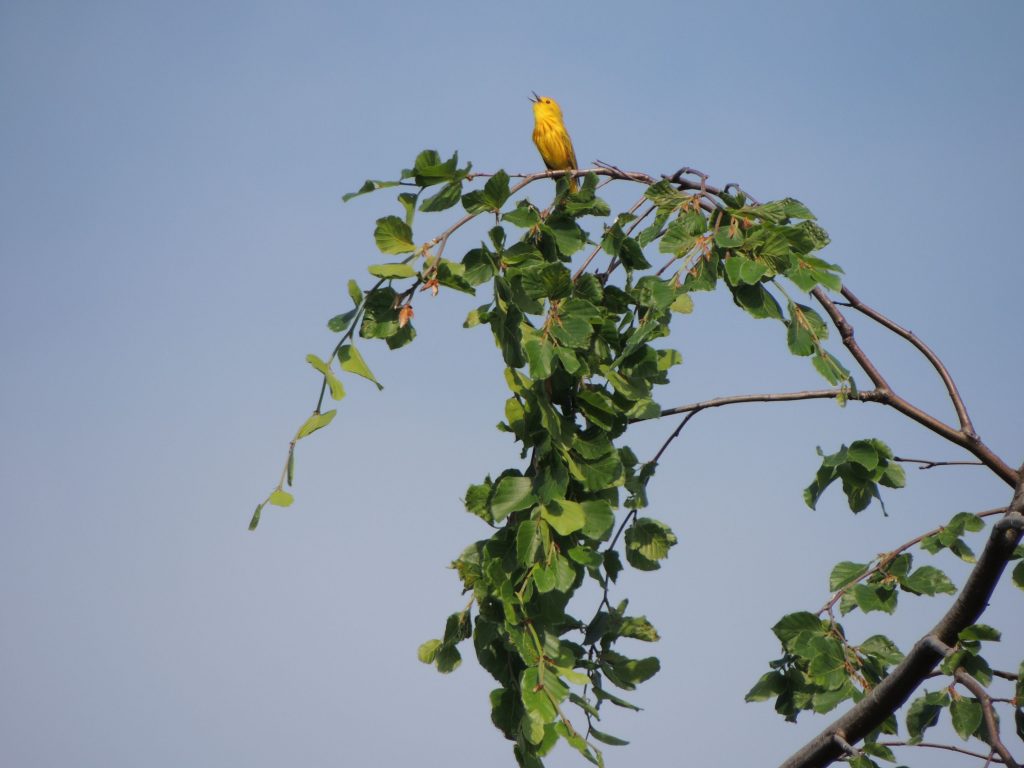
[530,92,578,192]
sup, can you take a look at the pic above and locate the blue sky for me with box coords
[1,2,1022,766]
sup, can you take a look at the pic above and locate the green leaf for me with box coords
[489,475,536,523]
[859,634,904,666]
[338,344,383,390]
[516,520,543,566]
[581,500,615,541]
[861,742,895,762]
[852,583,898,614]
[900,566,956,596]
[541,213,587,257]
[360,287,400,339]
[847,440,880,470]
[550,314,594,349]
[577,389,620,431]
[520,666,565,723]
[950,697,983,740]
[523,335,554,380]
[745,671,786,702]
[541,499,586,536]
[731,283,783,320]
[462,170,511,213]
[829,561,869,592]
[787,307,817,356]
[325,370,346,401]
[601,651,660,690]
[347,279,363,307]
[419,181,462,212]
[296,410,336,439]
[411,149,468,187]
[438,260,475,294]
[502,202,541,228]
[268,489,294,507]
[373,215,416,255]
[659,217,699,255]
[435,644,462,673]
[724,255,769,285]
[327,308,358,333]
[619,616,659,642]
[368,262,416,279]
[593,685,640,711]
[567,545,602,568]
[632,276,677,311]
[589,727,629,747]
[772,612,827,649]
[305,353,331,375]
[418,638,442,664]
[248,502,265,530]
[342,178,401,202]
[624,518,677,571]
[958,624,1001,643]
[670,293,693,314]
[1012,560,1024,591]
[615,236,650,270]
[600,366,650,401]
[906,690,948,742]
[643,179,687,209]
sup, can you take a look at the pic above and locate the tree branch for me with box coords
[779,466,1024,768]
[838,286,976,436]
[655,388,859,418]
[878,741,1006,763]
[811,287,1019,487]
[817,508,1008,615]
[954,668,1021,768]
[894,456,986,470]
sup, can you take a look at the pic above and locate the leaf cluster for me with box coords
[255,149,938,767]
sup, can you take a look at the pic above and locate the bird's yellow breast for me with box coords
[533,117,576,171]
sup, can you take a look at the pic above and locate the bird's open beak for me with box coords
[530,91,540,103]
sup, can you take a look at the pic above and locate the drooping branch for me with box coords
[837,286,976,436]
[811,287,1019,487]
[780,467,1024,768]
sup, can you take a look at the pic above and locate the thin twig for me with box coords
[895,456,986,470]
[838,286,976,437]
[877,741,1006,763]
[653,388,867,420]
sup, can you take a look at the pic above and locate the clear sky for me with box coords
[1,2,1022,767]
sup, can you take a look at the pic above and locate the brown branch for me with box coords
[654,388,870,420]
[779,467,1024,768]
[650,411,700,465]
[954,668,1021,768]
[812,286,892,390]
[838,286,976,436]
[895,456,987,470]
[811,288,1019,488]
[878,741,1006,763]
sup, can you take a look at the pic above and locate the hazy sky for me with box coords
[2,2,1022,767]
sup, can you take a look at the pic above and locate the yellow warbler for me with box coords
[530,92,578,192]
